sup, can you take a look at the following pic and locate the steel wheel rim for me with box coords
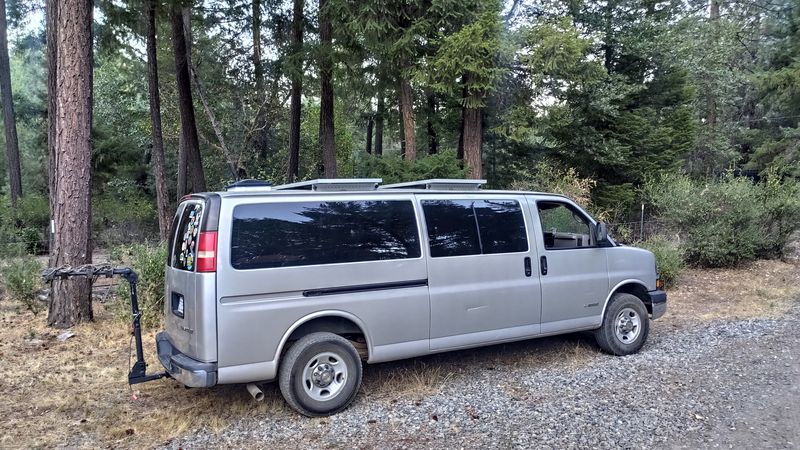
[614,307,641,344]
[302,351,348,401]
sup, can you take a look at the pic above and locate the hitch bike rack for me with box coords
[41,265,168,385]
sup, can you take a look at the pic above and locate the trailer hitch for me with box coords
[41,264,169,385]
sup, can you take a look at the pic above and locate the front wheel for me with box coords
[594,293,650,355]
[278,332,362,416]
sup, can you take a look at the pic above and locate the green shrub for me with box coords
[93,192,159,248]
[0,256,44,315]
[643,171,800,267]
[638,235,685,287]
[111,243,167,329]
[0,195,50,255]
[357,149,469,184]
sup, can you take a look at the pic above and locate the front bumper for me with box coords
[156,332,217,388]
[648,289,667,320]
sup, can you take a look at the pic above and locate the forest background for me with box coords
[0,0,799,326]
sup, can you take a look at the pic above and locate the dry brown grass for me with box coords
[1,260,797,447]
[666,259,800,323]
[0,301,289,449]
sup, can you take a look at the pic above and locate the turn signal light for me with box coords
[655,278,664,290]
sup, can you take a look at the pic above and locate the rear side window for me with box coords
[422,199,528,257]
[230,200,421,270]
[172,202,204,271]
[474,200,528,254]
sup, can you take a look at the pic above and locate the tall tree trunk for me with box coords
[365,116,373,154]
[426,92,438,155]
[462,106,483,179]
[253,0,263,93]
[707,0,720,137]
[48,0,93,328]
[318,0,336,178]
[287,0,303,182]
[190,62,238,180]
[171,6,206,194]
[46,0,57,255]
[0,0,20,205]
[374,94,384,156]
[398,77,416,160]
[145,0,171,240]
[457,81,466,160]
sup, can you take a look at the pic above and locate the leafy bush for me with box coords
[0,256,44,315]
[111,243,167,329]
[510,159,596,207]
[643,171,800,267]
[638,235,685,287]
[0,195,50,255]
[357,149,468,184]
[94,191,159,248]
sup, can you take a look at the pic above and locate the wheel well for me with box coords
[613,283,651,314]
[283,316,369,359]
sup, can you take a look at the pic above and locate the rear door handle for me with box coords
[540,256,548,275]
[524,257,532,277]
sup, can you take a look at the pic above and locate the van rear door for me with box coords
[164,196,219,363]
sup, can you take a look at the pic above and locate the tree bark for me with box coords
[426,92,438,155]
[462,107,483,179]
[365,117,373,155]
[398,77,416,160]
[287,0,303,182]
[374,94,384,156]
[318,0,336,178]
[253,0,263,93]
[46,0,57,254]
[145,0,171,240]
[0,0,21,205]
[171,5,206,194]
[48,0,93,328]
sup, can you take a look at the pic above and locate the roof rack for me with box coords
[225,179,273,192]
[273,178,382,192]
[379,178,487,191]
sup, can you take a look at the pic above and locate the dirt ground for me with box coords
[0,259,798,448]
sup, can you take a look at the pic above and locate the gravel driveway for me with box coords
[169,301,800,449]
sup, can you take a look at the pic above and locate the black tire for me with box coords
[278,332,362,417]
[594,293,650,355]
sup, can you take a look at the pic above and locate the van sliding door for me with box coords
[422,195,542,351]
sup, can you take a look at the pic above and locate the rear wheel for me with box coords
[594,293,649,355]
[278,332,362,416]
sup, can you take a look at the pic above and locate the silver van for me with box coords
[156,178,666,416]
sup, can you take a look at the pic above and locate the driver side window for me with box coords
[537,201,592,250]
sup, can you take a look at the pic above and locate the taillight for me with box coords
[197,231,218,272]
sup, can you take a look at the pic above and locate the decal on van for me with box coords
[176,203,203,271]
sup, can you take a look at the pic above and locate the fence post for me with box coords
[640,203,645,241]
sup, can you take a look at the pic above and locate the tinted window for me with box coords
[421,200,481,257]
[172,202,203,271]
[537,202,592,249]
[474,200,528,254]
[422,199,527,257]
[231,200,421,269]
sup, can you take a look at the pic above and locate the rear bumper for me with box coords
[648,289,667,320]
[156,332,217,388]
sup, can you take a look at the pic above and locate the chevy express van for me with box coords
[157,178,666,416]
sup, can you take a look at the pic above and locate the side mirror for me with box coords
[594,222,609,245]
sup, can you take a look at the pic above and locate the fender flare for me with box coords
[272,310,373,364]
[601,279,650,322]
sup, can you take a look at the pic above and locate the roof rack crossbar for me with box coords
[272,178,382,192]
[379,178,486,191]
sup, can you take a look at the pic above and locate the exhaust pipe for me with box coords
[246,383,264,402]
